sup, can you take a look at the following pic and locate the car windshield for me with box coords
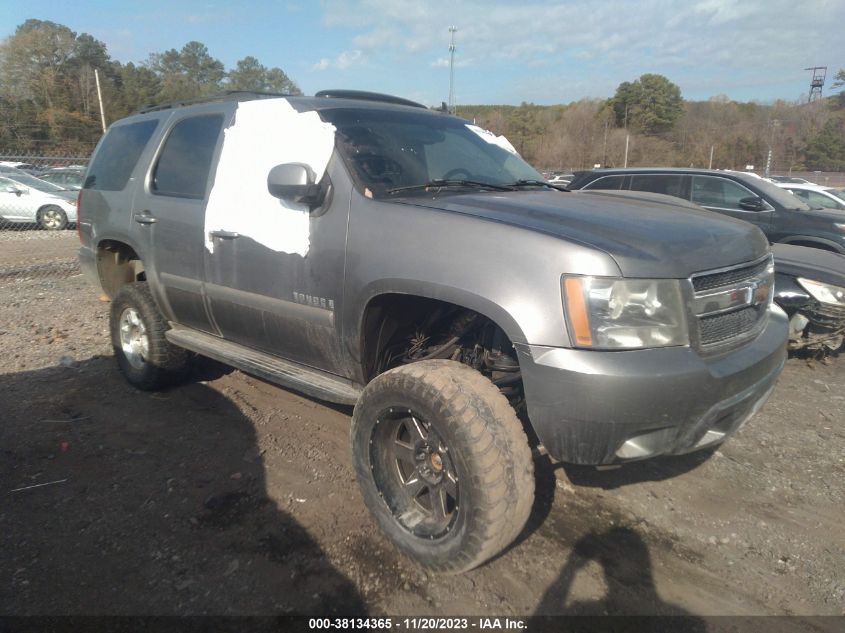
[321,108,542,197]
[749,177,811,211]
[826,188,845,203]
[6,173,66,193]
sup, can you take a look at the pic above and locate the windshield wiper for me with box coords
[386,179,516,195]
[507,179,569,191]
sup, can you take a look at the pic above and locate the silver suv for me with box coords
[78,91,788,572]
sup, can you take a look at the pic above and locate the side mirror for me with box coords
[738,196,766,211]
[267,163,325,209]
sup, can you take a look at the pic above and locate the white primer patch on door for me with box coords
[204,99,336,257]
[465,124,518,155]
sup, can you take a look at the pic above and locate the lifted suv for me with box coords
[78,91,787,572]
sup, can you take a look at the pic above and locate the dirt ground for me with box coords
[0,231,843,623]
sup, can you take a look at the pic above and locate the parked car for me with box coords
[39,167,85,190]
[774,182,845,212]
[579,189,845,354]
[767,175,813,185]
[0,173,78,229]
[567,167,845,254]
[547,173,574,187]
[78,91,787,572]
[771,244,845,352]
[0,160,44,176]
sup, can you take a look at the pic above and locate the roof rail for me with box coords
[135,90,292,114]
[315,90,427,109]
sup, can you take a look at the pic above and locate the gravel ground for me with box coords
[0,232,842,625]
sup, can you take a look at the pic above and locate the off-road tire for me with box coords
[37,205,68,230]
[351,360,534,573]
[110,282,190,390]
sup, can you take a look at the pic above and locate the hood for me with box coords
[395,189,770,278]
[772,243,845,287]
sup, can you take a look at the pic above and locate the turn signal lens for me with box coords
[563,277,593,346]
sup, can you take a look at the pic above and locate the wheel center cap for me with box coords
[415,440,444,484]
[430,452,443,472]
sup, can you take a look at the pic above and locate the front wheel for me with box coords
[38,205,68,230]
[351,360,534,573]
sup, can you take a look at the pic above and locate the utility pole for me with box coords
[623,134,630,168]
[708,145,714,170]
[94,69,107,132]
[448,26,458,114]
[765,119,779,178]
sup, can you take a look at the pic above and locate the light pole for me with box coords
[448,26,457,114]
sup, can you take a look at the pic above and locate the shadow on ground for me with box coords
[534,526,705,629]
[0,357,366,615]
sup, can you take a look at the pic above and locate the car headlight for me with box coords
[797,277,845,305]
[562,276,689,349]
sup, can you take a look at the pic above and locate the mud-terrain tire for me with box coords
[37,205,68,230]
[110,282,190,390]
[351,359,534,573]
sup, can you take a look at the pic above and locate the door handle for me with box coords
[134,212,156,225]
[209,230,241,239]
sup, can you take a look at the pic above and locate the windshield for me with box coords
[826,188,845,203]
[321,108,541,197]
[6,173,66,193]
[749,177,811,211]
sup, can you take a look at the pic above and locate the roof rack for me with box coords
[136,90,292,114]
[314,90,427,109]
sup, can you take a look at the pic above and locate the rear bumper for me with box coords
[516,307,788,465]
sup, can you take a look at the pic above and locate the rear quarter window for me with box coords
[84,120,159,191]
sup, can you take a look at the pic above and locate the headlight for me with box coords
[797,277,845,305]
[562,276,689,349]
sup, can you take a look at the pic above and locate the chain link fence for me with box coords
[0,154,88,286]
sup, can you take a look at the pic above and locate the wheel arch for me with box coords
[355,280,528,383]
[95,239,146,298]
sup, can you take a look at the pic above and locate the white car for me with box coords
[775,182,845,212]
[0,174,78,230]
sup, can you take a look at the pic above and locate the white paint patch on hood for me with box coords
[204,99,336,256]
[465,124,518,155]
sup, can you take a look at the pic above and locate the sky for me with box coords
[2,0,844,107]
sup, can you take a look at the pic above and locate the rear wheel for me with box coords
[351,360,534,573]
[38,205,68,230]
[110,282,190,390]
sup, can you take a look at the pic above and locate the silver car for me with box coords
[0,174,78,230]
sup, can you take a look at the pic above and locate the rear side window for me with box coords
[583,175,625,190]
[630,174,686,198]
[84,120,159,191]
[152,115,224,199]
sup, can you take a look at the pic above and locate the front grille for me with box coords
[692,258,771,292]
[690,255,773,352]
[699,306,761,345]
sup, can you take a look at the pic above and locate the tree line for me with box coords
[461,72,845,173]
[0,19,301,153]
[1,18,844,173]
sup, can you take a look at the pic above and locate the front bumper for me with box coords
[516,307,788,465]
